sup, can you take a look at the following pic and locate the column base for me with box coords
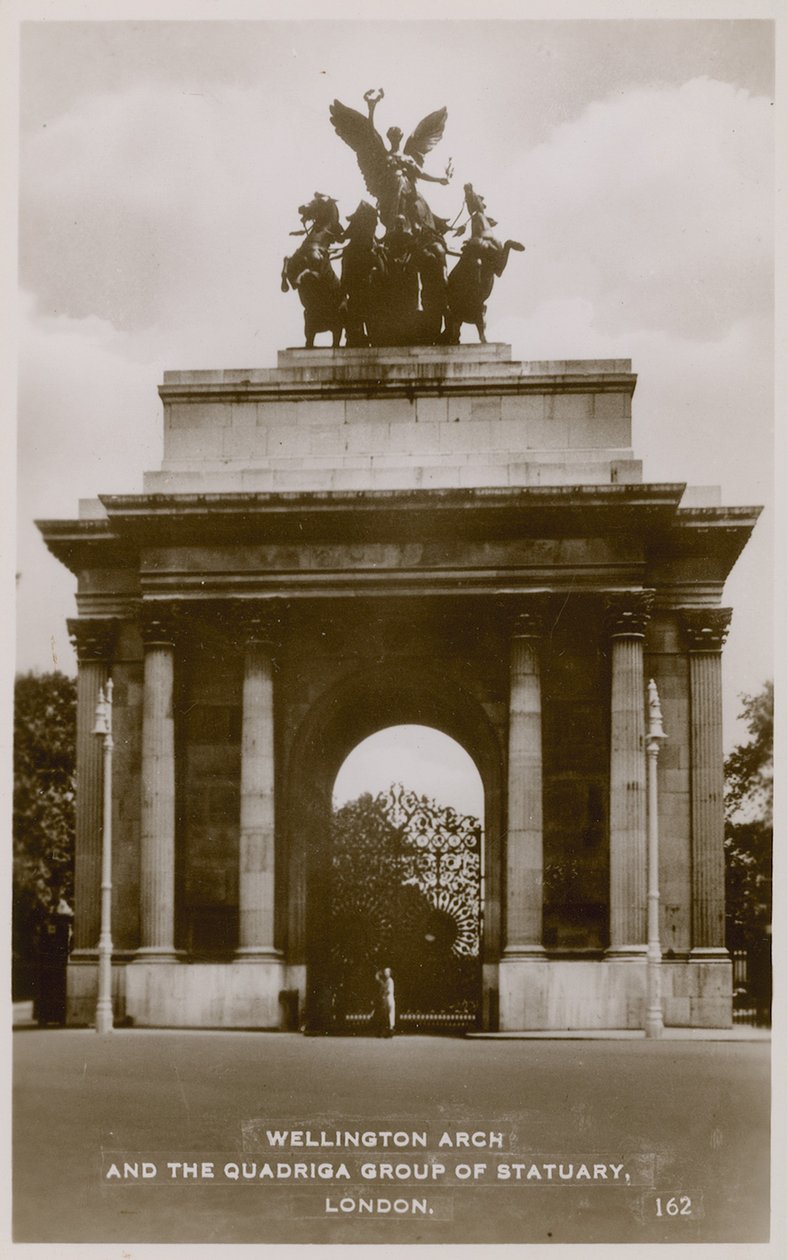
[502,946,547,959]
[132,948,186,964]
[234,947,284,962]
[605,945,648,960]
[689,947,730,961]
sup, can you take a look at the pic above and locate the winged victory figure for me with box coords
[329,89,453,240]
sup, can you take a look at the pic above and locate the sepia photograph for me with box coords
[6,0,779,1253]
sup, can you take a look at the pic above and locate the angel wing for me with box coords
[329,99,390,200]
[403,107,448,167]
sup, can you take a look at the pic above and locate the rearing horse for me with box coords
[281,193,344,348]
[444,184,525,344]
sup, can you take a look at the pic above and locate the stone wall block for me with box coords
[438,420,491,453]
[445,397,473,424]
[550,392,593,422]
[526,414,569,449]
[308,424,346,457]
[387,421,439,454]
[265,428,311,458]
[460,465,510,487]
[501,394,545,423]
[415,397,449,425]
[345,423,392,454]
[257,400,298,428]
[593,391,631,420]
[471,397,501,423]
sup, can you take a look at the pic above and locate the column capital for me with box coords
[510,595,552,639]
[139,603,182,648]
[231,600,283,650]
[680,607,733,652]
[604,589,655,638]
[68,617,117,663]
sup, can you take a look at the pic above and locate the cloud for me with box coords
[21,81,312,343]
[491,77,772,342]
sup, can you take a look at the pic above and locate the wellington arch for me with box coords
[38,341,761,1032]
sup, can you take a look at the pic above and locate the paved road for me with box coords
[13,1030,770,1245]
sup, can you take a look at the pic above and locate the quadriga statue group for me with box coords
[281,90,525,348]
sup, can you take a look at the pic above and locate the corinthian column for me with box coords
[605,591,654,955]
[504,600,548,956]
[235,605,280,958]
[681,608,733,956]
[67,619,116,957]
[136,606,180,960]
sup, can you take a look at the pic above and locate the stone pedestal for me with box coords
[125,960,288,1028]
[146,347,642,495]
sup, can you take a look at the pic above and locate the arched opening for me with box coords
[285,664,502,1034]
[326,726,484,1033]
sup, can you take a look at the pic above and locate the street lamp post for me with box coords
[645,678,667,1038]
[92,678,114,1034]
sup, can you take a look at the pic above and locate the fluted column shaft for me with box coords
[606,592,653,953]
[68,620,115,954]
[504,604,546,955]
[138,611,178,959]
[682,609,732,953]
[237,614,279,957]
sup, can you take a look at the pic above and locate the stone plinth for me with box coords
[125,960,288,1028]
[146,346,641,493]
[499,956,732,1030]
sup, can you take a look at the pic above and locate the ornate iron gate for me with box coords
[325,784,482,1031]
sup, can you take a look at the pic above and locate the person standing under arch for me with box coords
[375,966,396,1037]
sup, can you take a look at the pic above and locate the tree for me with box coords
[13,672,77,998]
[724,681,773,957]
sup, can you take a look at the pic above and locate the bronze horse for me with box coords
[444,184,524,344]
[339,200,383,347]
[281,193,344,348]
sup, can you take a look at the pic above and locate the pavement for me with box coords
[13,998,770,1039]
[11,1025,772,1247]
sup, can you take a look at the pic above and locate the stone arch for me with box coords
[282,659,503,1026]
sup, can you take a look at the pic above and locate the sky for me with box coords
[333,726,484,816]
[11,12,776,795]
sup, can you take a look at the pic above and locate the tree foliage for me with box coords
[724,681,773,952]
[13,672,77,994]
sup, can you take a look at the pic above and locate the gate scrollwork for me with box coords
[326,783,482,1028]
